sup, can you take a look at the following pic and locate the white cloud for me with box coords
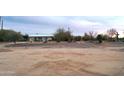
[70,19,102,27]
[3,16,124,37]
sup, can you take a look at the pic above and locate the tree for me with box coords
[0,29,23,43]
[97,34,103,43]
[82,32,90,41]
[102,34,109,40]
[65,31,73,42]
[107,28,117,41]
[115,32,119,41]
[73,36,82,41]
[54,28,73,42]
[11,32,23,43]
[82,31,97,41]
[54,28,65,42]
[23,34,29,41]
[88,31,97,40]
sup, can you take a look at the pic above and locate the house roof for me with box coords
[29,34,53,37]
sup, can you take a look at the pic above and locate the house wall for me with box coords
[29,36,53,42]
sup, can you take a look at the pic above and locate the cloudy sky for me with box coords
[2,16,124,37]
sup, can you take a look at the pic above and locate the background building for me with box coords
[29,34,53,42]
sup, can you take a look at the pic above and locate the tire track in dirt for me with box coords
[22,60,104,76]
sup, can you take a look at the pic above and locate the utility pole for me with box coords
[0,16,3,30]
[0,16,1,30]
[1,19,3,30]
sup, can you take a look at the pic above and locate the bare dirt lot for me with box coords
[0,41,124,76]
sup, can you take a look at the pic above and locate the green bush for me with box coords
[96,34,103,43]
[0,29,23,42]
[23,34,29,41]
[73,36,82,41]
[82,33,91,41]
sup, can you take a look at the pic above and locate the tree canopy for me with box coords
[0,29,23,42]
[54,28,73,42]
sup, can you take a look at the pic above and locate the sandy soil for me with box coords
[0,42,124,76]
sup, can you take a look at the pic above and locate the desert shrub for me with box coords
[23,34,29,41]
[73,36,82,41]
[119,38,124,42]
[97,34,103,43]
[102,34,109,40]
[82,33,91,41]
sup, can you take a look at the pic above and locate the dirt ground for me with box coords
[0,41,124,76]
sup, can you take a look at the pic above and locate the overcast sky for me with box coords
[2,16,124,37]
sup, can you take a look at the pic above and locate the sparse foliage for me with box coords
[107,28,117,41]
[107,28,120,41]
[88,31,97,40]
[82,31,97,41]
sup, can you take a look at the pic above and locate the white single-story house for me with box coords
[29,34,53,42]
